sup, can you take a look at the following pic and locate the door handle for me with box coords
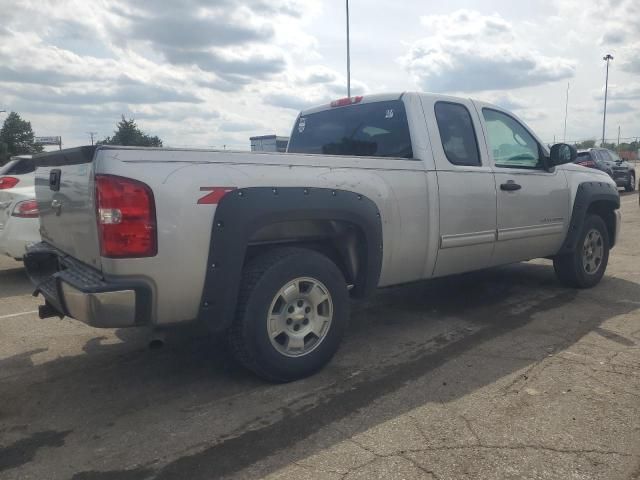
[500,181,521,191]
[51,199,63,216]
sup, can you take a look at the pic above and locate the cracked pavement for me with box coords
[1,192,639,479]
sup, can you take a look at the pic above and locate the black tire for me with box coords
[625,172,636,192]
[553,214,610,288]
[227,247,349,382]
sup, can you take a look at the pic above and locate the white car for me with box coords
[0,156,40,260]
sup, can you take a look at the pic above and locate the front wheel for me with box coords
[625,172,636,192]
[553,214,610,288]
[227,247,349,382]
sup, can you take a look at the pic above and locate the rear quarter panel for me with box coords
[95,148,431,326]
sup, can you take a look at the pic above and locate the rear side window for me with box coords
[10,159,35,175]
[434,102,481,166]
[0,159,19,175]
[0,158,35,175]
[287,100,413,159]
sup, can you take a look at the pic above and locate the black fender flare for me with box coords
[559,181,620,254]
[197,187,383,331]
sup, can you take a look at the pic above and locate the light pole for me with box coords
[563,82,569,143]
[602,54,614,146]
[346,0,351,98]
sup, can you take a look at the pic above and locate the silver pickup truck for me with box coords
[24,92,621,381]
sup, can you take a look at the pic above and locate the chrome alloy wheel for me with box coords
[582,229,604,275]
[267,277,333,357]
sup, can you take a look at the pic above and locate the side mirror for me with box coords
[549,143,577,166]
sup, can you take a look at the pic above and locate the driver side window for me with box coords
[482,109,542,169]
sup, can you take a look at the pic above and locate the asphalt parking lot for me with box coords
[1,193,639,480]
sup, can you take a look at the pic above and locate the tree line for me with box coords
[573,139,640,152]
[0,112,163,165]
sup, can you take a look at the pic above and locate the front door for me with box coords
[478,107,569,265]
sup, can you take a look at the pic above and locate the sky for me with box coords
[0,0,639,150]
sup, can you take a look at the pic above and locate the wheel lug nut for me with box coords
[303,318,309,325]
[293,324,300,332]
[305,307,311,313]
[288,306,294,314]
[297,300,304,307]
[286,318,292,325]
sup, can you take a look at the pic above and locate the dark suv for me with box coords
[575,148,636,191]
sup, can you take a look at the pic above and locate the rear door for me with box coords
[421,96,497,277]
[35,147,103,269]
[477,105,569,264]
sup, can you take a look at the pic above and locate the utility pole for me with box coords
[563,82,569,143]
[87,131,97,146]
[346,0,351,98]
[617,126,620,146]
[602,54,614,147]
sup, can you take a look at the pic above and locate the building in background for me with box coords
[250,135,289,153]
[619,150,638,161]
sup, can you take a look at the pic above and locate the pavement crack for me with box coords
[459,414,482,446]
[400,454,441,480]
[407,413,431,445]
[346,437,384,458]
[400,443,632,457]
[583,372,640,399]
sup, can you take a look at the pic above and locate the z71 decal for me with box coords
[198,187,237,205]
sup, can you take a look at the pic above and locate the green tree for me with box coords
[99,116,163,147]
[601,142,616,150]
[0,112,44,164]
[575,139,596,149]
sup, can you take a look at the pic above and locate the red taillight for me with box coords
[95,174,157,258]
[0,177,19,190]
[12,199,39,218]
[330,96,363,107]
[577,160,596,168]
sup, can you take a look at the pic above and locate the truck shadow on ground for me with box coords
[0,266,32,300]
[1,262,638,479]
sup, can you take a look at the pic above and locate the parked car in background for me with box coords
[575,148,636,192]
[0,155,36,190]
[0,155,41,260]
[0,184,40,260]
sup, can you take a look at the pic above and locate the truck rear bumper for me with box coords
[23,242,151,328]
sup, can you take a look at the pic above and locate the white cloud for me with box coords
[399,10,575,93]
[593,84,640,101]
[0,1,637,148]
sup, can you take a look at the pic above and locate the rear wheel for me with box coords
[625,172,636,192]
[227,247,349,382]
[553,214,609,288]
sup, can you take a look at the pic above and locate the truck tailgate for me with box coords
[35,147,102,269]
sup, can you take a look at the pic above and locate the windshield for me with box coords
[287,100,413,159]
